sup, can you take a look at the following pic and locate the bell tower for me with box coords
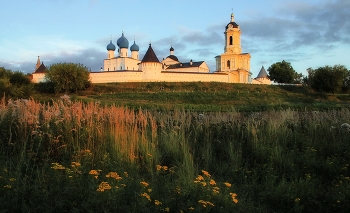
[224,13,242,54]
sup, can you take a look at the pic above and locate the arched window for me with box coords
[227,60,230,68]
[229,36,233,45]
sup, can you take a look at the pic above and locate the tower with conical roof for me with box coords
[252,66,271,84]
[215,12,251,83]
[36,56,41,70]
[141,43,162,81]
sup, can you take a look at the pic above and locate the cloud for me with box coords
[242,0,350,53]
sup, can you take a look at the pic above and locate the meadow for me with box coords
[0,93,349,212]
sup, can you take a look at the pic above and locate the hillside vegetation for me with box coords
[53,82,350,112]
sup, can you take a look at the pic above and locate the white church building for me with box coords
[32,13,270,85]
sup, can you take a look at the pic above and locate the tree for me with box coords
[308,65,349,94]
[267,60,301,83]
[45,63,91,93]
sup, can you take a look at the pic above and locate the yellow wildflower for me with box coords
[4,185,12,188]
[156,165,162,171]
[154,200,162,205]
[96,182,111,192]
[121,184,126,187]
[224,182,232,187]
[201,182,207,187]
[9,178,16,182]
[230,193,238,203]
[206,201,214,207]
[71,162,81,167]
[163,207,170,212]
[140,181,149,187]
[51,163,65,170]
[140,192,151,201]
[209,179,216,186]
[202,170,211,177]
[106,172,122,180]
[295,198,300,203]
[162,166,168,171]
[147,188,152,193]
[195,175,204,181]
[213,186,220,194]
[188,207,194,210]
[124,172,128,177]
[89,170,99,175]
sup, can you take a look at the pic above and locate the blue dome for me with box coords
[106,40,116,51]
[117,32,129,48]
[130,40,139,51]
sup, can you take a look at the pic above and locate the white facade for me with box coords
[32,13,261,84]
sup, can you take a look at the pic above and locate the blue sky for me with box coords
[1,0,349,77]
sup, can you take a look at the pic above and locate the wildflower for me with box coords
[121,184,126,187]
[51,163,65,170]
[123,172,128,177]
[71,162,81,167]
[230,193,238,203]
[163,207,170,212]
[4,185,12,188]
[140,192,151,201]
[9,178,16,182]
[188,207,194,210]
[162,166,168,171]
[224,182,232,187]
[154,200,162,205]
[89,170,99,175]
[202,170,211,177]
[209,179,216,186]
[213,186,220,194]
[198,200,207,208]
[295,198,300,203]
[96,182,111,192]
[206,201,214,207]
[147,188,152,193]
[156,165,162,171]
[140,181,149,187]
[147,153,153,157]
[195,175,204,182]
[201,182,207,187]
[106,172,122,180]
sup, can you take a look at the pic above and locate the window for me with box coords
[229,36,233,45]
[227,60,230,69]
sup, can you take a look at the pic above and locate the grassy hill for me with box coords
[75,82,350,111]
[33,82,350,111]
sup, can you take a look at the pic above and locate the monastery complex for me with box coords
[31,13,270,85]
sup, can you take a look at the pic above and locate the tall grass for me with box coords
[0,97,349,212]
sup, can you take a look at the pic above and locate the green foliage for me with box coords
[268,60,302,83]
[1,99,350,212]
[45,63,91,93]
[308,65,349,94]
[0,67,33,99]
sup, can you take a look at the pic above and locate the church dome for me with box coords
[130,40,139,51]
[106,40,116,51]
[117,32,129,48]
[225,13,239,30]
[166,55,179,62]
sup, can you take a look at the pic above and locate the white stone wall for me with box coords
[31,73,46,83]
[90,71,142,83]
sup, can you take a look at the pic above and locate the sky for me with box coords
[1,0,349,77]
